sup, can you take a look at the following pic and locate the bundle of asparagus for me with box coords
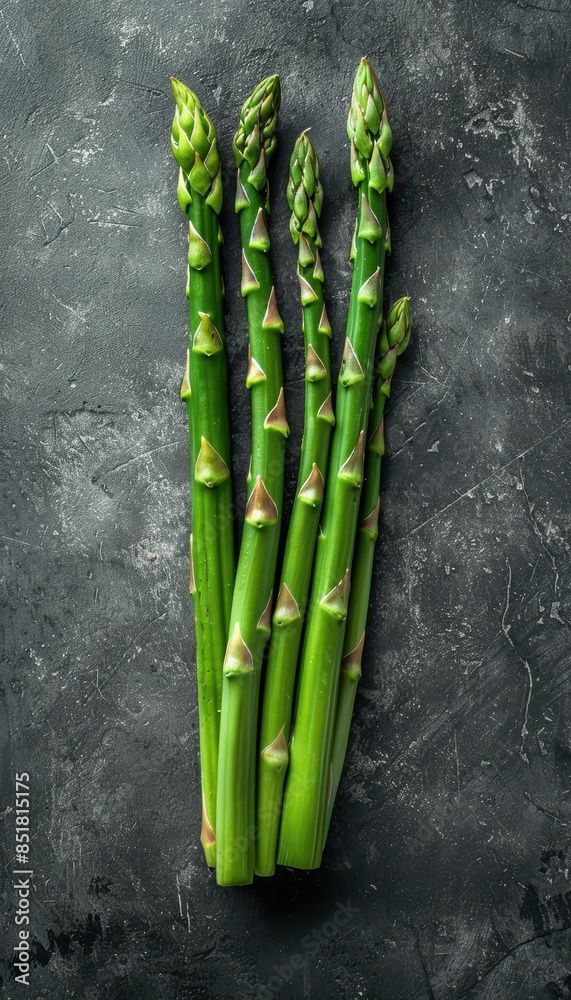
[170,59,411,885]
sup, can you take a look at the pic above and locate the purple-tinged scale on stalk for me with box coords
[246,348,266,387]
[320,569,351,619]
[350,221,358,261]
[235,173,251,212]
[317,392,335,424]
[195,437,231,487]
[339,338,365,386]
[249,208,271,251]
[260,727,289,770]
[350,141,366,187]
[201,793,216,853]
[312,251,324,283]
[301,201,319,239]
[261,287,284,332]
[297,463,325,506]
[180,348,191,402]
[298,233,315,266]
[294,181,309,223]
[340,632,365,681]
[241,250,259,295]
[177,168,192,215]
[297,272,319,305]
[358,194,384,243]
[245,476,279,526]
[357,266,381,307]
[338,429,366,486]
[193,312,224,356]
[187,220,212,270]
[367,413,386,456]
[273,583,301,625]
[360,497,380,539]
[264,388,289,436]
[224,623,254,676]
[318,304,332,336]
[305,345,327,382]
[257,591,273,634]
[248,147,267,190]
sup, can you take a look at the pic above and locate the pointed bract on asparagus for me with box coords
[256,132,334,877]
[278,59,393,870]
[325,298,411,841]
[216,75,287,886]
[170,79,235,868]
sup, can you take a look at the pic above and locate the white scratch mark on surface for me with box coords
[91,440,180,482]
[454,730,460,795]
[50,293,86,322]
[0,10,26,65]
[518,466,560,595]
[0,534,42,549]
[392,418,571,545]
[502,558,533,762]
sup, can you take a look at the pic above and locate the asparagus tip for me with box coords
[233,74,281,181]
[288,129,323,247]
[170,77,223,212]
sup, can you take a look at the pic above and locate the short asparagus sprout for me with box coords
[325,297,412,841]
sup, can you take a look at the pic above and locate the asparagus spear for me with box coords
[325,297,411,840]
[216,75,288,886]
[170,79,235,867]
[278,59,393,870]
[256,132,334,877]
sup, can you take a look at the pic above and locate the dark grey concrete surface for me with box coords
[1,0,570,997]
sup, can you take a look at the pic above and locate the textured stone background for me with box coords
[1,0,570,997]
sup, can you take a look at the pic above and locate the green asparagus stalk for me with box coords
[278,59,393,870]
[255,132,334,877]
[170,79,235,867]
[325,297,411,841]
[216,75,288,886]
